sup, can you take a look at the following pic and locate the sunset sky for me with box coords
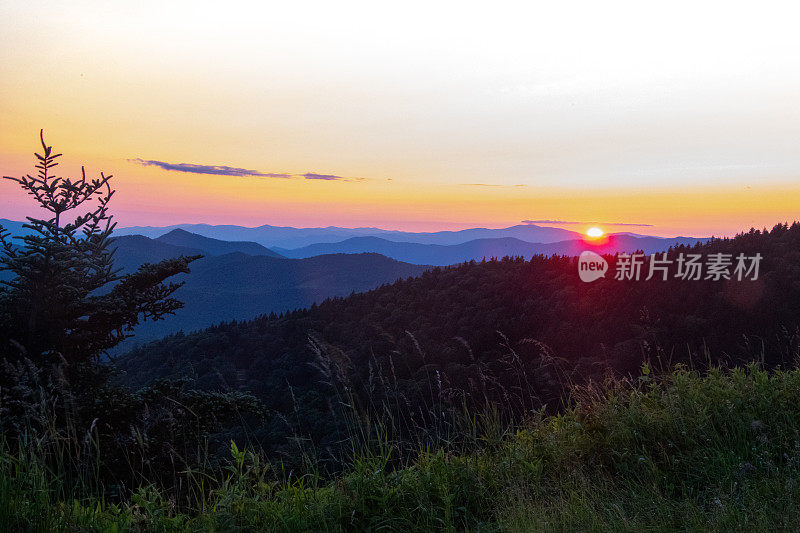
[2,0,799,236]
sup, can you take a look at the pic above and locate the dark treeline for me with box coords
[115,222,800,466]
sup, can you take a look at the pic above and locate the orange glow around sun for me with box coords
[586,227,604,238]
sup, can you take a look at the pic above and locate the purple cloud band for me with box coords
[129,159,361,182]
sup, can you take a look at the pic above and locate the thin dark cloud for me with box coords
[522,219,654,227]
[129,159,363,182]
[129,159,290,178]
[303,172,362,182]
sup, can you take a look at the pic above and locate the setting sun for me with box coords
[586,227,605,238]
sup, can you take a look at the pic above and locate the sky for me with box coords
[1,0,799,237]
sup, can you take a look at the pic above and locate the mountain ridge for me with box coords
[113,222,585,248]
[275,234,709,265]
[155,228,284,258]
[100,234,432,346]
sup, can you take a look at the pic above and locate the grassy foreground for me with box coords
[3,364,800,532]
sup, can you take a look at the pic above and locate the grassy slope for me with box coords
[3,364,800,531]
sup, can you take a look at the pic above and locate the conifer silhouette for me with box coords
[0,130,200,364]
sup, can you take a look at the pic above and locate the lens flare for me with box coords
[586,227,604,238]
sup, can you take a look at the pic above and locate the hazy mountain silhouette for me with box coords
[8,218,706,256]
[99,234,430,346]
[110,235,204,273]
[276,234,708,265]
[114,223,399,248]
[114,222,583,248]
[155,228,284,258]
[0,218,31,237]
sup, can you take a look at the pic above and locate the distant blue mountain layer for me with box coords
[113,222,584,249]
[154,228,284,258]
[106,234,430,346]
[276,234,708,265]
[0,221,708,348]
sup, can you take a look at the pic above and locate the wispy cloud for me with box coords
[129,159,289,178]
[303,172,364,182]
[129,159,364,182]
[522,219,654,227]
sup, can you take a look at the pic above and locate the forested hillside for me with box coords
[114,222,800,460]
[104,233,430,345]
